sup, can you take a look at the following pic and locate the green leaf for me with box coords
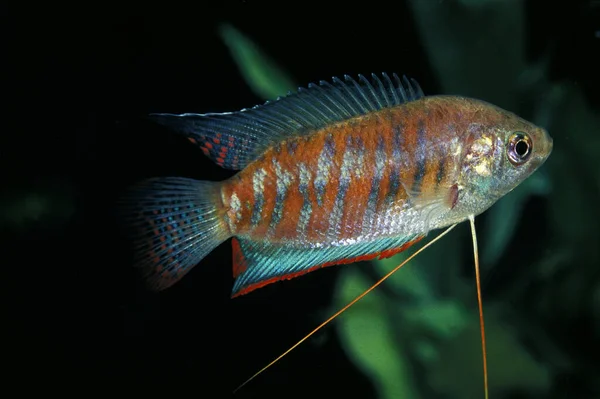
[376,254,433,300]
[429,305,551,397]
[482,170,551,266]
[403,301,470,340]
[335,268,421,399]
[218,23,296,100]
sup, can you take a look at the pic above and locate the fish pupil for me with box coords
[515,140,529,158]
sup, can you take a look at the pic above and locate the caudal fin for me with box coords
[120,177,230,290]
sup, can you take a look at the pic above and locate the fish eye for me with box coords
[507,132,532,165]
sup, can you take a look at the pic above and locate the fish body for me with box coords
[121,74,552,297]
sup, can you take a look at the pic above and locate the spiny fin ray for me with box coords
[149,73,424,170]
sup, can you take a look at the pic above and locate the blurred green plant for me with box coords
[336,266,422,399]
[219,23,297,101]
[0,178,75,235]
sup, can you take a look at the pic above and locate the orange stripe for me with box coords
[273,140,303,240]
[338,125,374,240]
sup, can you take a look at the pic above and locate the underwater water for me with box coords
[3,1,600,398]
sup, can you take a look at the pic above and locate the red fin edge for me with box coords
[232,238,248,279]
[231,236,424,298]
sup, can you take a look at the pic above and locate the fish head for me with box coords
[457,101,553,217]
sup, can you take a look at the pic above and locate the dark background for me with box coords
[3,1,599,398]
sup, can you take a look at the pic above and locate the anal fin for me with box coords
[230,235,424,298]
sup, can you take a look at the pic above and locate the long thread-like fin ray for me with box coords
[149,73,424,170]
[469,215,489,399]
[232,224,457,394]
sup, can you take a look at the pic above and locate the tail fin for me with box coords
[120,177,230,291]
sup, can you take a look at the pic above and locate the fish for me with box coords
[121,73,552,299]
[120,73,552,396]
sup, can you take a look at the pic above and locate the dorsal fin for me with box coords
[149,73,425,170]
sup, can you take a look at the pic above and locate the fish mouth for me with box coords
[528,128,553,173]
[542,128,553,156]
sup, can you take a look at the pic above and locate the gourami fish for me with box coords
[121,73,552,395]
